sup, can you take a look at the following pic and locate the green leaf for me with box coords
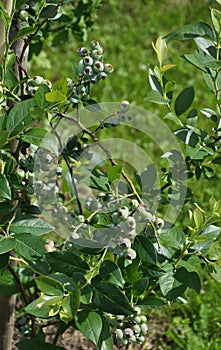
[141,296,166,308]
[132,277,149,297]
[70,238,104,255]
[134,235,157,265]
[75,310,113,350]
[13,233,46,261]
[0,174,11,200]
[60,293,80,323]
[210,265,221,283]
[46,251,89,276]
[107,165,122,183]
[6,99,36,136]
[145,90,168,104]
[35,84,51,109]
[165,22,216,41]
[159,266,189,301]
[175,87,194,116]
[163,113,181,126]
[188,271,201,292]
[0,269,20,295]
[99,260,125,288]
[75,310,103,345]
[33,294,63,308]
[0,130,10,147]
[148,68,163,94]
[35,276,64,296]
[25,298,52,318]
[10,27,36,44]
[0,237,16,254]
[92,279,133,315]
[159,227,186,250]
[83,99,103,112]
[45,91,66,104]
[10,216,54,236]
[21,128,49,146]
[192,225,221,255]
[16,339,65,350]
[52,76,68,95]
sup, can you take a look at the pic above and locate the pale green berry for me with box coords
[129,334,136,342]
[83,56,93,66]
[155,217,164,228]
[91,49,103,60]
[114,328,123,339]
[126,216,136,229]
[33,76,44,85]
[77,215,85,223]
[133,324,141,334]
[118,206,129,219]
[104,63,114,74]
[98,72,107,80]
[140,323,148,335]
[77,47,88,56]
[90,40,101,50]
[84,66,93,76]
[125,248,136,260]
[93,61,104,73]
[131,199,139,209]
[119,100,130,112]
[124,328,134,338]
[78,59,85,74]
[134,306,141,315]
[118,112,128,122]
[120,237,131,248]
[90,76,99,84]
[43,79,52,89]
[133,315,141,324]
[140,315,147,323]
[137,335,145,344]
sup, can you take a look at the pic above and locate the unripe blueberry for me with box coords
[119,100,130,112]
[77,215,85,223]
[104,63,114,74]
[83,56,93,66]
[98,72,107,80]
[124,328,134,338]
[111,212,118,224]
[133,315,141,324]
[120,237,131,248]
[126,216,136,229]
[125,248,136,260]
[140,323,148,334]
[155,217,164,228]
[78,59,85,74]
[131,199,139,209]
[118,206,129,219]
[93,61,104,73]
[84,66,93,76]
[137,335,145,344]
[118,112,128,122]
[77,47,88,57]
[140,315,147,323]
[90,40,101,50]
[134,306,141,315]
[90,76,99,84]
[56,167,62,176]
[20,10,29,20]
[91,50,103,60]
[133,324,141,334]
[116,315,124,323]
[114,328,123,339]
[43,79,52,89]
[33,76,44,85]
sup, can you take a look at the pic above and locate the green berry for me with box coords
[120,237,131,248]
[104,63,114,74]
[119,100,130,112]
[133,315,141,324]
[114,328,123,339]
[98,72,107,80]
[90,40,101,50]
[124,328,134,338]
[133,324,141,334]
[125,248,136,260]
[91,49,103,60]
[93,61,104,73]
[84,66,93,76]
[155,217,164,228]
[83,56,93,66]
[140,323,148,335]
[137,335,145,344]
[140,315,147,323]
[134,306,141,315]
[77,47,88,56]
[118,206,129,219]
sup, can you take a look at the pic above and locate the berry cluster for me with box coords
[107,307,148,347]
[77,40,114,84]
[26,76,52,95]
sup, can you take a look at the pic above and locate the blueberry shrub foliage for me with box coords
[0,1,221,350]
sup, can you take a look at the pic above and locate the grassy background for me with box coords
[29,1,221,348]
